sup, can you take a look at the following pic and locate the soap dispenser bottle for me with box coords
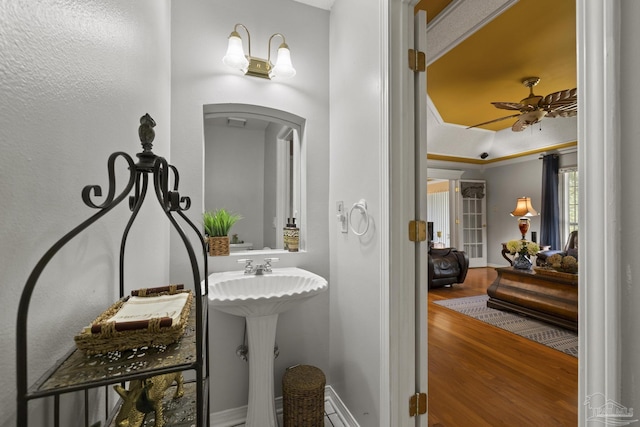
[283,218,299,252]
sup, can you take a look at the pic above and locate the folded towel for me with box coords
[106,293,189,325]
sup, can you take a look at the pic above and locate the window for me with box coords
[560,168,578,241]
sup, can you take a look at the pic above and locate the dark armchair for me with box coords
[536,230,578,266]
[428,247,469,289]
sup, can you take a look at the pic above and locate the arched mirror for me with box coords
[203,103,305,254]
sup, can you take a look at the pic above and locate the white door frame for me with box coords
[577,1,622,424]
[414,8,429,427]
[427,168,464,250]
[388,0,423,425]
[388,2,621,427]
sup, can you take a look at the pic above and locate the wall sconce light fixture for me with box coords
[222,23,296,80]
[510,196,538,239]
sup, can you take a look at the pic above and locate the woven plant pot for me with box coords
[208,236,230,256]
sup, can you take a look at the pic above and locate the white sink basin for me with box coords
[208,267,328,317]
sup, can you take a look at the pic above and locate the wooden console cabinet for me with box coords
[487,267,578,332]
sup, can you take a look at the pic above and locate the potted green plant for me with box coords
[203,209,242,256]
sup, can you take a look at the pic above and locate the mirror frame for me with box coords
[202,103,306,255]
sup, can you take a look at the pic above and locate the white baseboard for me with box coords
[209,385,359,427]
[208,406,246,427]
[209,399,275,427]
[487,262,506,268]
[325,385,359,426]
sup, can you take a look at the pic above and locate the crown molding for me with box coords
[427,140,577,165]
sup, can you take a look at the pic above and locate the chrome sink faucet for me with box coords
[238,258,279,275]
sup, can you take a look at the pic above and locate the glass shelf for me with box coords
[28,311,198,399]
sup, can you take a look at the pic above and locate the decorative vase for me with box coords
[518,218,530,239]
[513,253,533,270]
[208,236,230,256]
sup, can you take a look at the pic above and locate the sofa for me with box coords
[428,247,469,289]
[536,230,578,266]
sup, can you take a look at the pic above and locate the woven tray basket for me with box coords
[74,285,193,355]
[282,365,326,427]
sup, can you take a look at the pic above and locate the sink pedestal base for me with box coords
[208,268,328,426]
[245,313,279,427]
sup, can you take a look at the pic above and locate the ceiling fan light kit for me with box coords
[467,76,577,132]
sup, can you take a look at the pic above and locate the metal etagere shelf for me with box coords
[16,114,209,426]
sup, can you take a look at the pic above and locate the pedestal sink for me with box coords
[208,267,328,427]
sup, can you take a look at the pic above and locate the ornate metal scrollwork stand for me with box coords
[16,114,209,426]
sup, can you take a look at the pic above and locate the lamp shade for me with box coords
[222,32,249,71]
[269,43,296,79]
[510,197,538,217]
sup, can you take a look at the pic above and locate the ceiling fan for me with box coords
[467,77,577,132]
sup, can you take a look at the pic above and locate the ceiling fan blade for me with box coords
[511,117,530,132]
[548,102,577,111]
[491,102,528,111]
[537,88,577,120]
[466,113,522,129]
[546,109,577,118]
[540,88,577,109]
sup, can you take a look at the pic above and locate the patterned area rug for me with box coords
[434,295,578,357]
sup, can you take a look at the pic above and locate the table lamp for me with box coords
[510,197,538,239]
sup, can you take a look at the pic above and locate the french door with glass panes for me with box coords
[459,180,487,267]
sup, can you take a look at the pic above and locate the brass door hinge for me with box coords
[409,392,427,417]
[408,220,427,242]
[408,49,426,72]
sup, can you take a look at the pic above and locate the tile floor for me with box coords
[231,399,346,426]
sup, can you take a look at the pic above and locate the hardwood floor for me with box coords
[428,267,578,426]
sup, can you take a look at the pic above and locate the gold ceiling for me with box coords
[417,0,577,132]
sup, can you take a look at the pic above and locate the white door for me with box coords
[414,9,429,427]
[459,179,487,267]
[389,5,428,426]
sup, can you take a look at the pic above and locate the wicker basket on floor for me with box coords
[282,365,326,427]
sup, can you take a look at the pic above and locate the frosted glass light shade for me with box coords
[223,34,249,71]
[269,45,296,79]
